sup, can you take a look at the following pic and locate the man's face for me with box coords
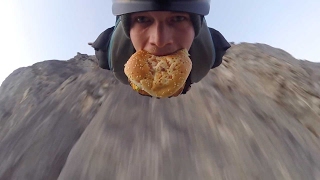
[129,11,195,56]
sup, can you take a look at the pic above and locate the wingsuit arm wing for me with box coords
[208,28,231,69]
[89,26,115,70]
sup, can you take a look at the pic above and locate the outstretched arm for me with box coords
[208,28,231,69]
[88,27,115,70]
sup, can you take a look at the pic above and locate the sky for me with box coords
[0,0,319,85]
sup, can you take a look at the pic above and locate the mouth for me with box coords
[147,48,184,56]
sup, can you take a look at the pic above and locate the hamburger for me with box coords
[124,49,192,98]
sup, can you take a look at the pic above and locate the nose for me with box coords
[149,22,173,48]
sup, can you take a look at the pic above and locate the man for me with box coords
[89,0,230,96]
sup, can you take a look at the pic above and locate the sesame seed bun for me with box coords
[124,49,192,98]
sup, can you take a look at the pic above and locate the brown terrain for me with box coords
[0,43,319,180]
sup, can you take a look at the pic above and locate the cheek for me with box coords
[130,30,140,50]
[185,30,195,49]
[130,26,147,51]
[173,26,195,50]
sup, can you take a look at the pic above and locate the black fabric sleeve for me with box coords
[91,27,115,70]
[91,27,115,51]
[208,28,231,68]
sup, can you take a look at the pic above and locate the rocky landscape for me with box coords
[0,43,319,180]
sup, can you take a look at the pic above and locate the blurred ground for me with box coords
[0,43,319,180]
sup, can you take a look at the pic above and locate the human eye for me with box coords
[135,16,151,23]
[171,16,187,22]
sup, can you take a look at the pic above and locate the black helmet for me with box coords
[112,0,211,16]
